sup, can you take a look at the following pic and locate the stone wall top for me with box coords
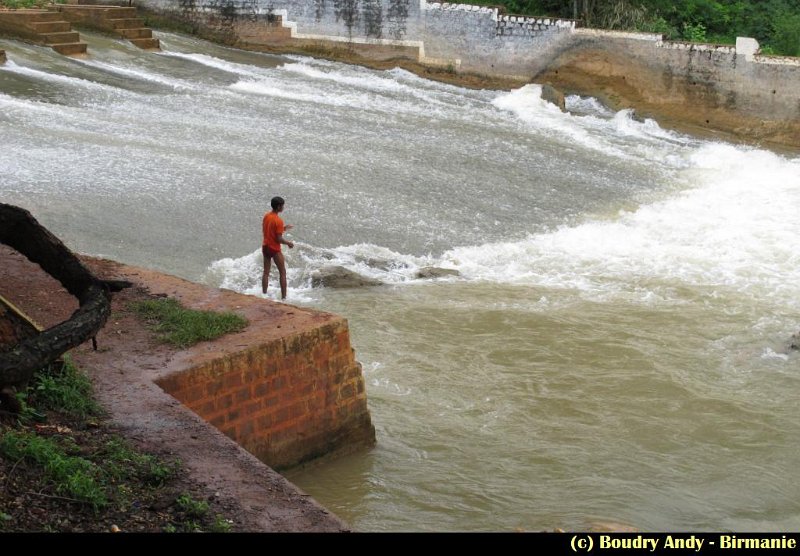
[422,1,496,15]
[574,28,662,41]
[497,14,575,30]
[658,40,736,54]
[753,54,800,66]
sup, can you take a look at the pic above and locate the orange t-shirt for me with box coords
[262,211,285,252]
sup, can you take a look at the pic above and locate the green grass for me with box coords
[1,355,231,531]
[176,493,209,518]
[21,357,101,419]
[1,357,178,514]
[210,514,233,532]
[98,436,179,486]
[0,431,107,509]
[129,298,248,348]
[171,494,234,532]
[0,429,181,513]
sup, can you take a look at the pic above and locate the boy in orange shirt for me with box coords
[262,196,294,299]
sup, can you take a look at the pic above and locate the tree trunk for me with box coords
[0,203,116,392]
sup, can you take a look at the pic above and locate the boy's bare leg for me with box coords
[262,256,272,294]
[275,252,288,299]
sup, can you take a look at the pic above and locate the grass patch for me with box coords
[0,355,234,531]
[0,431,107,509]
[176,493,209,518]
[0,428,183,515]
[98,436,179,487]
[20,356,100,420]
[129,297,248,348]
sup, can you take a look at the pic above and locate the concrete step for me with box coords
[129,37,160,50]
[119,27,152,39]
[107,18,144,30]
[43,31,81,45]
[51,42,87,56]
[272,27,293,40]
[30,21,72,34]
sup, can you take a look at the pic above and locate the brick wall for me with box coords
[157,318,375,471]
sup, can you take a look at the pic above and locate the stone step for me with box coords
[51,42,87,56]
[129,37,160,50]
[119,27,152,39]
[107,18,144,30]
[30,21,72,34]
[271,27,293,40]
[43,31,81,45]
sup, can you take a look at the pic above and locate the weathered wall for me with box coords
[537,29,800,146]
[136,0,575,73]
[157,316,374,471]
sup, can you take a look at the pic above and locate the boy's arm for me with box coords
[276,233,294,248]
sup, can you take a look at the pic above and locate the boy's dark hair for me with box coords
[271,196,285,210]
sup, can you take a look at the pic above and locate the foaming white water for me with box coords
[0,91,59,115]
[159,51,265,79]
[493,84,628,156]
[204,241,442,295]
[229,78,373,108]
[493,85,694,162]
[279,61,449,106]
[76,58,197,90]
[0,60,119,93]
[211,141,800,313]
[205,142,800,313]
[229,72,455,118]
[440,143,800,307]
[565,94,614,116]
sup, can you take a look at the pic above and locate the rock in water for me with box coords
[540,84,565,112]
[311,266,383,288]
[415,267,460,279]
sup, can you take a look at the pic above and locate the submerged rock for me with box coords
[415,266,460,279]
[311,266,383,288]
[540,84,565,112]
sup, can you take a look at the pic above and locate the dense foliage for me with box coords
[462,0,800,55]
[0,0,63,9]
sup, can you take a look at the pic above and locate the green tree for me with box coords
[770,11,800,55]
[453,0,800,54]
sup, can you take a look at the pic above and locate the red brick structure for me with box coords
[158,318,374,470]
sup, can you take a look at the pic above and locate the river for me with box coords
[1,29,799,531]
